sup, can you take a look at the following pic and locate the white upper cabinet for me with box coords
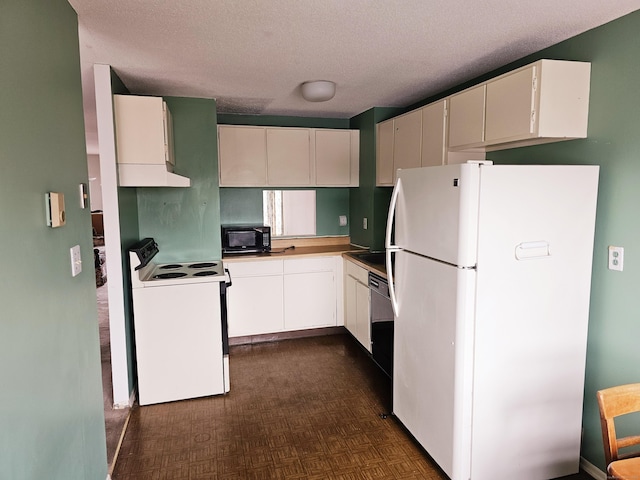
[376,119,395,186]
[113,95,191,187]
[218,125,267,186]
[266,128,311,186]
[449,59,591,152]
[114,95,169,166]
[393,109,423,172]
[218,125,359,187]
[376,100,447,186]
[315,129,359,186]
[448,84,486,150]
[485,60,591,149]
[421,99,447,167]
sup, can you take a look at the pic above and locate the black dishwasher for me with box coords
[369,272,394,378]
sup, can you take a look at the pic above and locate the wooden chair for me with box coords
[596,383,640,479]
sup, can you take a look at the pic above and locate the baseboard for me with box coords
[114,387,136,409]
[580,456,606,480]
[108,407,132,476]
[229,326,346,346]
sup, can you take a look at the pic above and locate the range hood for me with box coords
[118,164,191,187]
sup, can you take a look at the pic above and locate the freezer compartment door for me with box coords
[392,250,475,480]
[395,164,481,267]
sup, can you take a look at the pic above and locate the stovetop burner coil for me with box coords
[159,264,182,270]
[189,262,218,269]
[153,272,188,279]
[193,271,217,277]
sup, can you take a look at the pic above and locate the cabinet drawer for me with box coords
[345,259,368,285]
[284,256,336,274]
[226,259,283,277]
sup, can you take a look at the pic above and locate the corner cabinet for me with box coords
[218,125,359,187]
[376,99,447,186]
[225,256,344,338]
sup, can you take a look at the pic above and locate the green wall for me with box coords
[349,107,399,250]
[137,97,221,263]
[0,1,108,478]
[218,114,352,238]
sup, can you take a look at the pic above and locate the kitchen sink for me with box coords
[353,252,386,266]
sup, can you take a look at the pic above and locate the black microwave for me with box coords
[221,225,271,254]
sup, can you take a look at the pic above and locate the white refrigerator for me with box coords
[385,163,599,480]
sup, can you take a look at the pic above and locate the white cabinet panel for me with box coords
[376,120,395,186]
[393,109,423,172]
[355,280,371,352]
[485,66,536,144]
[226,260,283,337]
[284,271,336,330]
[448,84,486,150]
[344,259,371,352]
[226,275,284,337]
[421,99,447,167]
[114,95,167,166]
[315,129,351,186]
[218,126,267,186]
[219,126,357,187]
[226,256,341,336]
[267,128,311,185]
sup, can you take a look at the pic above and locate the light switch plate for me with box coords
[70,245,82,277]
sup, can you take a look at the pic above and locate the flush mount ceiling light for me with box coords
[300,80,336,102]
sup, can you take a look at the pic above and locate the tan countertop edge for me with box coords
[342,252,387,279]
[223,236,365,263]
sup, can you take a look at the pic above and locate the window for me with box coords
[263,190,316,237]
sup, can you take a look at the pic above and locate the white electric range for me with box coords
[129,238,230,406]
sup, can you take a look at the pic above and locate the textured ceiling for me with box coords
[68,0,640,154]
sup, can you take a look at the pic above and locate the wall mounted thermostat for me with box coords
[46,192,66,228]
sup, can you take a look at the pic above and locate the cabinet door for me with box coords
[267,128,311,185]
[485,66,536,144]
[448,84,486,149]
[344,275,358,337]
[218,126,267,186]
[393,109,422,175]
[355,281,371,353]
[421,100,447,167]
[227,275,284,336]
[315,129,352,186]
[114,95,166,165]
[376,120,395,186]
[284,271,336,330]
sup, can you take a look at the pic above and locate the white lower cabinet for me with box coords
[344,260,371,352]
[284,271,335,330]
[226,260,284,337]
[226,256,342,337]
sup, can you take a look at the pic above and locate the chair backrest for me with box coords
[596,383,640,466]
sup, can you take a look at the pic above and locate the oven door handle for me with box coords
[224,268,232,287]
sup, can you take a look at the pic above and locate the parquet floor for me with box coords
[111,334,595,480]
[112,334,446,479]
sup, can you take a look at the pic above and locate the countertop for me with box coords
[342,251,387,278]
[222,235,387,278]
[223,243,363,262]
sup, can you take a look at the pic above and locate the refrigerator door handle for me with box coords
[386,177,402,317]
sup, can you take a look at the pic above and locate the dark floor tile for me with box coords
[112,334,594,480]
